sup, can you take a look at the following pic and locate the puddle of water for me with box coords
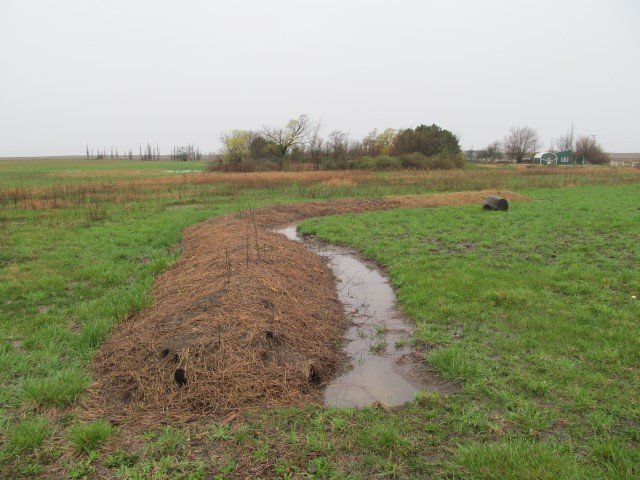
[275,224,451,408]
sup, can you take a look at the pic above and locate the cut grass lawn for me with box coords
[299,184,639,478]
[0,157,639,478]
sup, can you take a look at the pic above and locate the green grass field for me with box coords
[299,184,639,478]
[0,158,638,478]
[0,157,205,187]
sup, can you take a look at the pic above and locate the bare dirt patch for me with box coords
[85,190,526,424]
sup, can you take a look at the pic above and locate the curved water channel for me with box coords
[275,224,456,408]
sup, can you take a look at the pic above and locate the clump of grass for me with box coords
[356,327,367,339]
[428,345,481,382]
[143,425,189,458]
[506,404,554,433]
[22,367,91,407]
[415,390,443,407]
[329,415,349,432]
[370,339,387,355]
[590,437,640,478]
[374,325,387,336]
[454,439,587,479]
[6,416,50,453]
[66,451,99,478]
[104,450,139,468]
[209,422,232,441]
[67,420,115,453]
[394,337,407,349]
[356,420,411,456]
[307,456,334,477]
[114,456,208,479]
[251,442,269,461]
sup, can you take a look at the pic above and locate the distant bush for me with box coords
[206,158,279,172]
[574,136,610,165]
[399,152,429,169]
[392,124,461,157]
[206,152,464,172]
[399,152,466,170]
[355,155,402,170]
[320,158,356,170]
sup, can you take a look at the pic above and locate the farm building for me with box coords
[534,152,557,165]
[534,150,573,165]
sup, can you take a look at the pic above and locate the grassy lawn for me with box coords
[298,184,639,478]
[0,157,206,187]
[0,158,639,478]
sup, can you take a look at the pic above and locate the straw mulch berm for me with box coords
[85,190,527,424]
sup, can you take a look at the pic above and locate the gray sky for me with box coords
[1,0,639,157]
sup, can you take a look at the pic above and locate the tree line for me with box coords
[475,125,610,164]
[85,144,203,161]
[213,115,464,171]
[85,119,609,169]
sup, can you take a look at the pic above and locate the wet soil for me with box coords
[276,225,458,407]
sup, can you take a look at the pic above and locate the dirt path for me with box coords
[85,190,527,425]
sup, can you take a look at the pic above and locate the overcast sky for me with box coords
[1,0,639,157]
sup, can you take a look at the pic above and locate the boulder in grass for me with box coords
[483,195,508,211]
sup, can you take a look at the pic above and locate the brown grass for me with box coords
[2,167,639,210]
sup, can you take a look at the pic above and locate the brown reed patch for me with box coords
[386,189,530,208]
[2,167,639,210]
[0,171,372,209]
[320,178,357,187]
[85,190,526,425]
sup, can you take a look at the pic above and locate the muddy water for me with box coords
[275,224,453,408]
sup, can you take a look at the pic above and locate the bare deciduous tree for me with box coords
[328,130,350,163]
[308,120,324,171]
[574,136,609,164]
[362,129,378,156]
[486,140,502,161]
[262,114,312,158]
[555,124,575,151]
[503,126,540,163]
[172,145,202,161]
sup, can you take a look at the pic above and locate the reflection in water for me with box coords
[275,224,432,407]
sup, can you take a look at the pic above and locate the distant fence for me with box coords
[610,160,640,167]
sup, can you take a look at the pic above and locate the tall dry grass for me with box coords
[1,167,639,210]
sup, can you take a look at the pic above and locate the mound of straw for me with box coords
[86,190,526,423]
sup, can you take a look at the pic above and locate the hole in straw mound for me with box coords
[265,330,282,344]
[307,364,322,386]
[174,368,187,387]
[260,298,274,309]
